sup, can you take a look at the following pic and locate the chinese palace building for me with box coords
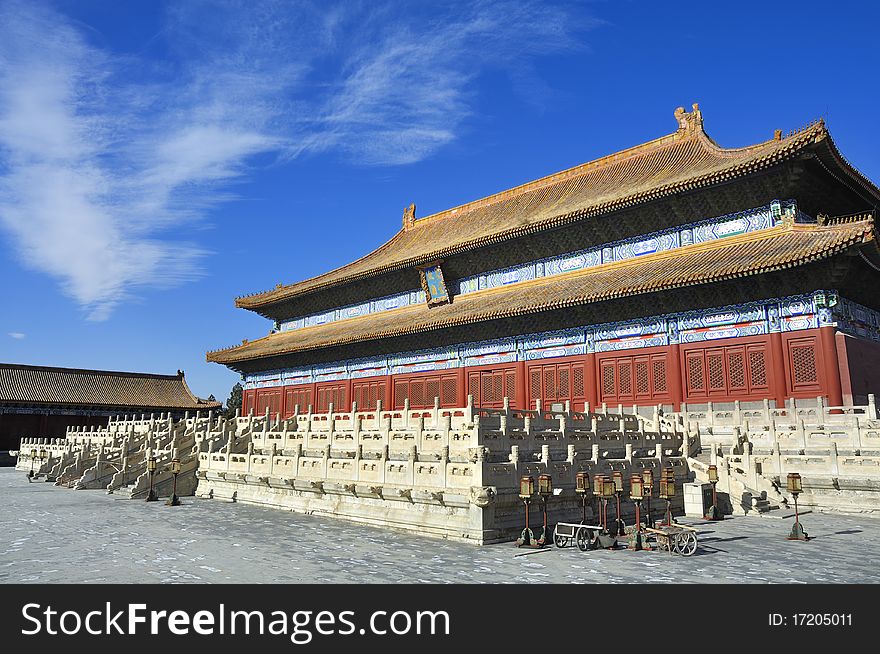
[0,363,220,452]
[208,105,880,416]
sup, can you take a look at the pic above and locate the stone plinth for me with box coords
[683,482,711,517]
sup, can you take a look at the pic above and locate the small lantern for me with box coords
[708,464,718,484]
[148,456,157,473]
[170,457,182,475]
[538,474,553,497]
[39,448,47,461]
[642,468,653,492]
[630,474,644,501]
[660,477,676,499]
[519,475,535,499]
[30,448,37,459]
[612,471,624,493]
[786,472,802,495]
[575,471,590,495]
[602,478,616,499]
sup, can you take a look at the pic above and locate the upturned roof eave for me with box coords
[207,219,875,368]
[234,119,858,314]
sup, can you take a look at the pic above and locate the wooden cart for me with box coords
[553,522,602,551]
[643,523,699,556]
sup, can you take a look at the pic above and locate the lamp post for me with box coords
[629,474,645,550]
[516,475,536,547]
[146,455,158,502]
[642,468,654,528]
[612,470,625,536]
[705,464,722,520]
[165,457,182,506]
[575,471,590,524]
[786,472,809,541]
[593,474,606,528]
[659,469,675,526]
[27,448,37,480]
[536,474,553,546]
[601,478,616,534]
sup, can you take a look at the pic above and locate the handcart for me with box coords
[642,523,699,556]
[553,522,617,550]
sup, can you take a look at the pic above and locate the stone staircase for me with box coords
[687,448,787,515]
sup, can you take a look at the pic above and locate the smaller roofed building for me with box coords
[0,364,221,452]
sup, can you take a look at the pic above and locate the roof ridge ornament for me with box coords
[402,203,416,231]
[674,103,703,135]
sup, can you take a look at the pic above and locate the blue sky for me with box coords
[1,0,878,404]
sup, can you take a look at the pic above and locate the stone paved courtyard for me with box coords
[1,468,879,584]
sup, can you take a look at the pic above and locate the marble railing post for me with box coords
[408,445,418,485]
[829,442,840,477]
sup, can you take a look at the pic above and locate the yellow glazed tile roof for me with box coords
[0,364,221,410]
[236,105,871,309]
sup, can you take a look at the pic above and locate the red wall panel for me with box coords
[596,346,672,407]
[465,363,518,409]
[391,370,459,409]
[526,357,589,411]
[243,329,856,415]
[283,384,314,417]
[315,381,347,413]
[680,336,776,403]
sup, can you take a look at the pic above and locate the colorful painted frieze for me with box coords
[247,290,841,388]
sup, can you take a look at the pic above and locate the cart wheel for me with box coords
[554,534,569,548]
[576,527,592,551]
[674,532,698,557]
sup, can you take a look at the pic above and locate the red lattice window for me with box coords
[707,352,725,390]
[426,378,440,406]
[396,373,460,409]
[505,371,516,403]
[728,350,746,390]
[529,369,541,402]
[686,354,705,393]
[543,368,556,400]
[602,364,615,397]
[573,366,584,397]
[652,358,667,393]
[748,348,767,388]
[394,381,407,407]
[619,362,632,396]
[635,360,650,396]
[791,344,818,385]
[483,374,498,404]
[492,373,503,404]
[468,373,479,402]
[352,380,384,411]
[441,377,457,405]
[316,383,346,412]
[284,386,313,416]
[558,367,570,398]
[410,381,426,407]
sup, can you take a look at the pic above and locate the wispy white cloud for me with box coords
[0,0,592,319]
[8,332,25,339]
